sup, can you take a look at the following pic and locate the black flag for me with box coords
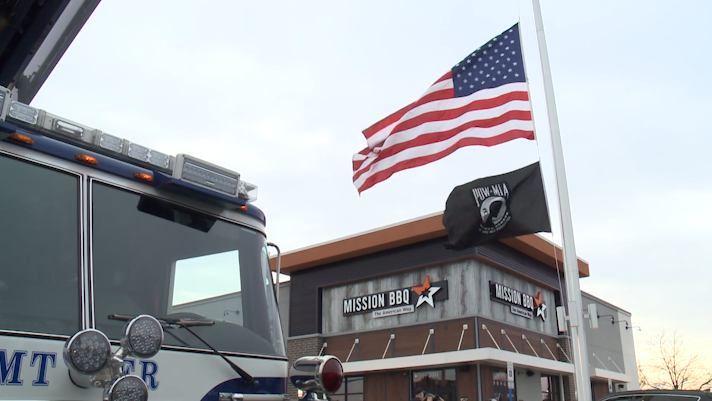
[442,162,552,250]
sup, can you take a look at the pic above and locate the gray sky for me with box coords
[31,0,712,360]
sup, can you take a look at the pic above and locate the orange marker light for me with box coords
[134,172,154,183]
[238,205,248,211]
[75,154,98,165]
[8,133,34,145]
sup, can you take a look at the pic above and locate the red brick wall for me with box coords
[557,337,577,401]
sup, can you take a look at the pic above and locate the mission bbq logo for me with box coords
[489,281,547,322]
[472,182,512,234]
[342,276,449,317]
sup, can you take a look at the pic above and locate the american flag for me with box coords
[352,23,536,194]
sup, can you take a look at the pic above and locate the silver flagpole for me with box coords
[529,1,592,400]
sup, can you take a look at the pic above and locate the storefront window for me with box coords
[413,368,457,401]
[332,376,363,401]
[491,369,517,401]
[541,375,560,401]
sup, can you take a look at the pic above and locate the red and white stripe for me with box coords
[352,73,536,194]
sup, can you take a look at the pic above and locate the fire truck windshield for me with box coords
[91,181,286,358]
[0,154,81,338]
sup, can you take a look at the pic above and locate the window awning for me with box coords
[343,347,575,376]
[591,367,630,383]
[343,347,633,385]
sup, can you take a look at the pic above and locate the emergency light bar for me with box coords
[174,154,240,196]
[0,86,258,203]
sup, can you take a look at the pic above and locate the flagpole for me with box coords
[529,1,592,401]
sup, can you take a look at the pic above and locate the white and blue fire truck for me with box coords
[0,86,343,400]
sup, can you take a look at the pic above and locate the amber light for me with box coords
[238,205,247,211]
[75,154,98,165]
[8,133,34,145]
[133,172,154,183]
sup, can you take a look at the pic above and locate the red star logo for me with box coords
[412,276,432,296]
[533,291,543,308]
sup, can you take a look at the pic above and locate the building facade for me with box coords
[271,212,639,401]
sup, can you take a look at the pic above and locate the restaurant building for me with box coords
[269,212,640,401]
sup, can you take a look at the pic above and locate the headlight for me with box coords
[120,314,164,359]
[63,329,112,375]
[103,375,149,401]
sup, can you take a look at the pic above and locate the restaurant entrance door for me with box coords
[413,368,458,401]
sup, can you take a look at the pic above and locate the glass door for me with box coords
[413,368,458,401]
[491,369,517,401]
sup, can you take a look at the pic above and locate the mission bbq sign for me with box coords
[343,288,411,315]
[342,276,448,318]
[489,281,547,321]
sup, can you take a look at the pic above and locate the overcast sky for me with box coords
[31,1,712,362]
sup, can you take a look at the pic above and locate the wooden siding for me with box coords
[324,333,358,362]
[479,317,562,361]
[362,371,410,400]
[592,380,610,401]
[480,365,495,401]
[358,329,393,360]
[387,371,410,400]
[457,365,478,400]
[323,317,560,364]
[434,319,475,353]
[394,324,432,357]
[364,372,386,399]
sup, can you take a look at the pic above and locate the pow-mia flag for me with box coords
[442,162,552,251]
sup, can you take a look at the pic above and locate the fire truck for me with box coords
[0,91,343,400]
[0,2,343,399]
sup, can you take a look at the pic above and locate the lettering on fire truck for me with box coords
[0,350,159,390]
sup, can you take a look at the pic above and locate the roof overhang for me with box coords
[342,347,575,376]
[591,367,632,383]
[0,0,102,104]
[342,349,631,383]
[269,211,590,277]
